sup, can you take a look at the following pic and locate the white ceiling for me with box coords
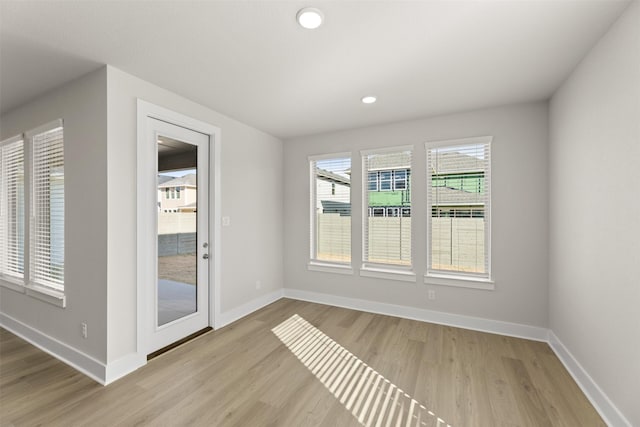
[0,0,630,139]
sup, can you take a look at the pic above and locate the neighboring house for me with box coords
[367,151,411,217]
[316,167,351,216]
[158,173,197,212]
[157,175,173,211]
[365,151,486,218]
[429,151,486,218]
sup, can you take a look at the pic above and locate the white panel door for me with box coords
[145,117,210,354]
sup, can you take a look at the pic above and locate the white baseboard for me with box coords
[3,290,631,425]
[548,331,631,427]
[0,312,107,385]
[0,311,146,386]
[215,289,284,329]
[283,288,548,342]
[104,352,146,385]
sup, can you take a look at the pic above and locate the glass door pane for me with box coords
[156,136,198,326]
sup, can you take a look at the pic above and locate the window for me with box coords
[0,120,65,303]
[29,121,65,291]
[165,188,170,199]
[426,137,491,280]
[393,169,407,190]
[379,171,392,191]
[310,153,351,267]
[367,172,377,191]
[0,136,25,281]
[362,147,412,269]
[176,186,181,199]
[367,169,409,192]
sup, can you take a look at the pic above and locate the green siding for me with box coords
[368,191,410,207]
[432,172,485,194]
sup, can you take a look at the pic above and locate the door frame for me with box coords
[136,99,221,356]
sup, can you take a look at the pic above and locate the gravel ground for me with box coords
[158,254,197,285]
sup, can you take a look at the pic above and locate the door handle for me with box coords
[202,253,210,260]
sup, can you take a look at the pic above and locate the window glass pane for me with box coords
[364,150,412,267]
[393,169,407,190]
[379,171,392,191]
[312,156,351,264]
[31,125,64,290]
[0,138,25,279]
[367,172,378,191]
[427,141,490,277]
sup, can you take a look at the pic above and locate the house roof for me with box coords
[431,186,485,206]
[158,174,197,188]
[317,168,351,186]
[367,152,411,171]
[157,175,174,185]
[430,151,486,175]
[366,151,486,175]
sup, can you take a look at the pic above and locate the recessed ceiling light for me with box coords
[361,96,377,104]
[296,7,324,29]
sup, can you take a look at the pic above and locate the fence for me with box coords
[316,213,485,272]
[316,214,351,262]
[158,212,196,234]
[158,213,197,256]
[431,217,485,273]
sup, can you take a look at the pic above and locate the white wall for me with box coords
[549,1,640,425]
[106,66,283,363]
[284,102,549,328]
[0,65,284,377]
[0,68,109,362]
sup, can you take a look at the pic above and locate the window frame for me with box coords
[0,135,25,288]
[360,145,415,282]
[425,136,493,288]
[308,152,353,275]
[367,172,378,191]
[0,119,66,307]
[393,169,407,190]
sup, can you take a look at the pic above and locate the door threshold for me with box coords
[147,326,213,360]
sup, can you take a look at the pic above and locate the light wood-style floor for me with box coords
[0,298,604,426]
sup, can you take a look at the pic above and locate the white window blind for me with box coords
[0,136,25,280]
[363,147,412,268]
[310,155,351,265]
[30,122,65,291]
[426,138,491,279]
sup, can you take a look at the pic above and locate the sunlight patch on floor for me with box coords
[272,314,451,427]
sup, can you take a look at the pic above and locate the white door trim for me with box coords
[136,99,221,357]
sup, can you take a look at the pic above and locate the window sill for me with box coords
[0,276,26,293]
[25,284,66,308]
[360,265,416,283]
[308,261,353,275]
[424,273,494,290]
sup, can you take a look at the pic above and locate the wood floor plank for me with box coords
[502,357,553,426]
[0,299,605,426]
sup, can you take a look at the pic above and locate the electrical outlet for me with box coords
[81,322,88,339]
[222,216,231,227]
[428,290,436,300]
